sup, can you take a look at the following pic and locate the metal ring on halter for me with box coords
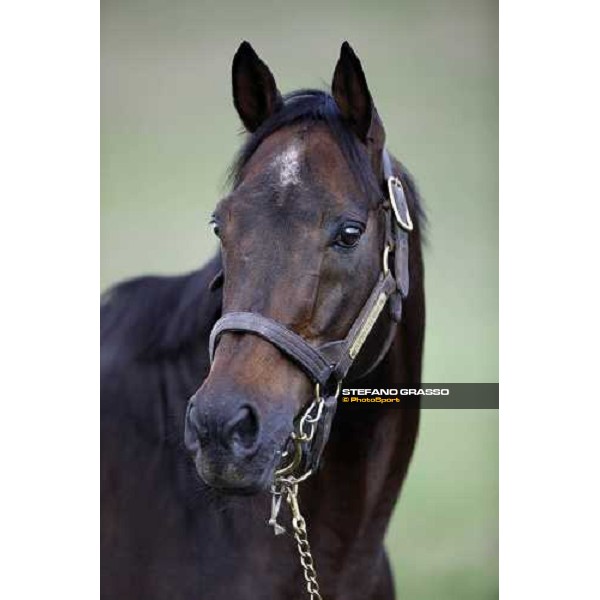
[275,437,303,477]
[299,405,323,437]
[300,386,324,426]
[313,380,341,402]
[296,384,324,442]
[387,176,414,231]
[274,382,339,476]
[323,380,342,400]
[382,243,392,275]
[275,385,319,475]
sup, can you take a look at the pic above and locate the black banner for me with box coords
[339,383,499,409]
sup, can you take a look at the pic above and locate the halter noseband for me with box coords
[208,148,412,473]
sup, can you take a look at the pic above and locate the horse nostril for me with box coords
[224,405,260,456]
[185,400,205,453]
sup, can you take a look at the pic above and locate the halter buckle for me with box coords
[387,176,413,232]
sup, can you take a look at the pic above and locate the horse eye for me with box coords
[209,219,221,238]
[335,224,363,248]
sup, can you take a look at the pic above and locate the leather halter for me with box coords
[208,148,412,471]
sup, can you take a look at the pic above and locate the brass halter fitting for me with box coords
[274,381,340,479]
[387,176,414,231]
[382,243,392,275]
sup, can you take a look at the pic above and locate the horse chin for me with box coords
[194,451,275,496]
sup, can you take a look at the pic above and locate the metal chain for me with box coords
[268,382,341,600]
[286,483,323,600]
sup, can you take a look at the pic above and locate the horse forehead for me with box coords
[236,126,359,214]
[268,135,356,203]
[245,124,348,185]
[271,142,303,187]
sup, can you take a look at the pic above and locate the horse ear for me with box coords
[232,41,283,132]
[332,42,375,143]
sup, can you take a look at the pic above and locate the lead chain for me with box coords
[269,382,341,600]
[285,483,323,600]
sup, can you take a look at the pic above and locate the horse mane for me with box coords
[100,255,222,363]
[101,89,426,364]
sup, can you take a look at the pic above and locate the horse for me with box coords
[101,41,425,600]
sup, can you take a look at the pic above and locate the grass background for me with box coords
[101,0,498,597]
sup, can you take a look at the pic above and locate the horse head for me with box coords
[185,42,402,493]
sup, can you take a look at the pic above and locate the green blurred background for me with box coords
[101,0,498,597]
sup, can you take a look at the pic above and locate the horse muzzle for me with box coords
[184,388,294,494]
